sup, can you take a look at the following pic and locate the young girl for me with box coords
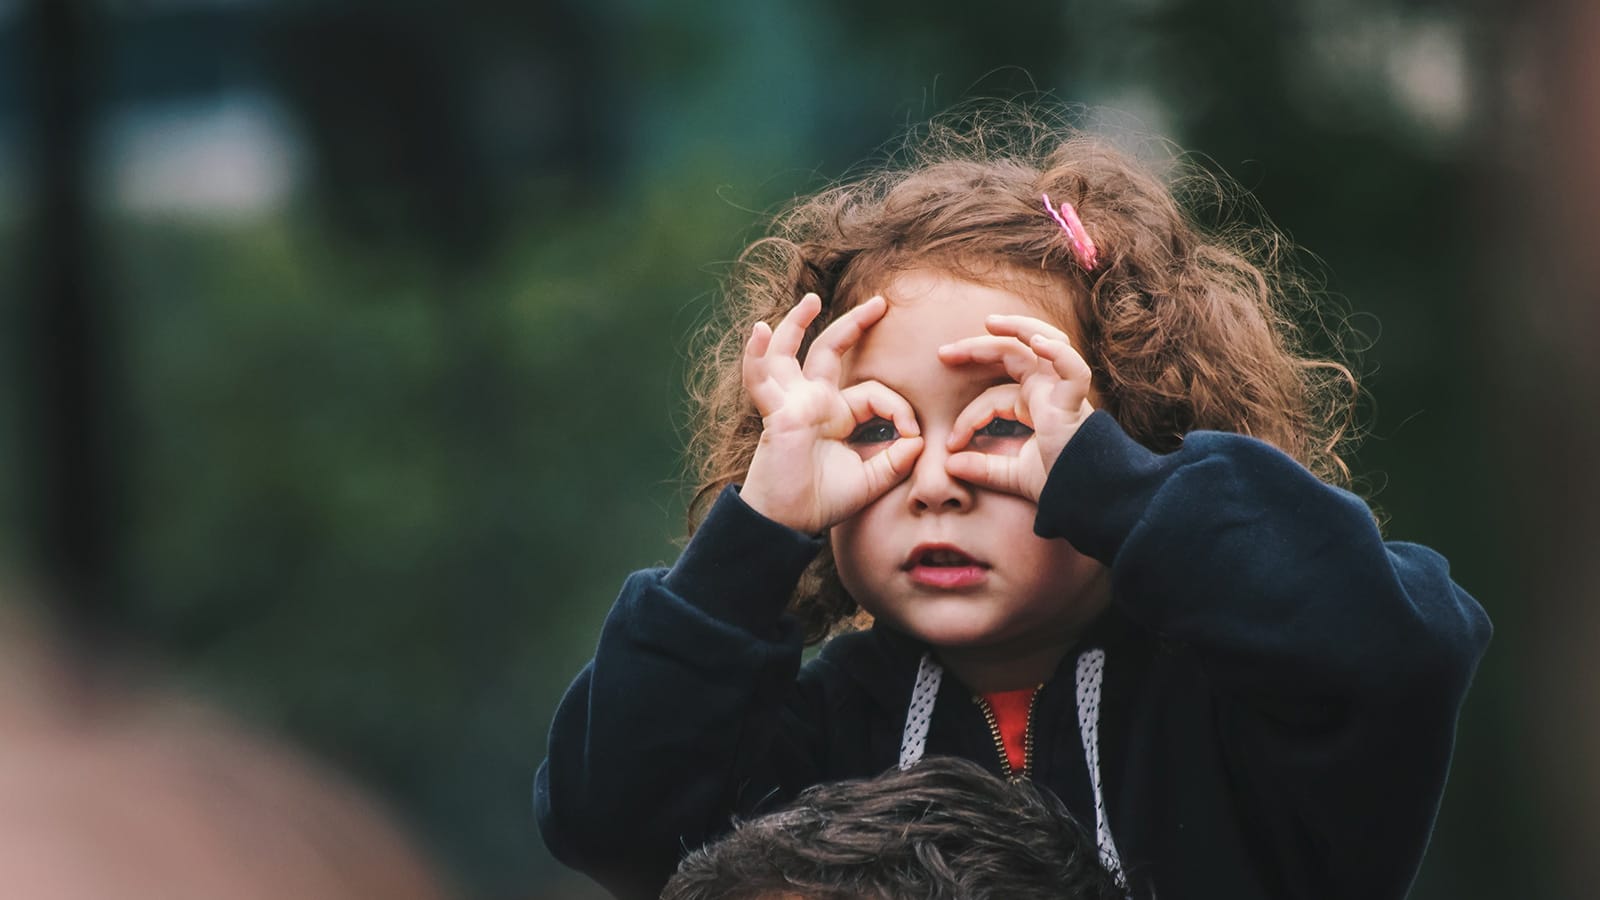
[534,111,1491,900]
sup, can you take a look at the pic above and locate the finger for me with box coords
[984,314,1072,347]
[1027,334,1094,385]
[862,436,925,497]
[803,295,887,383]
[745,320,773,359]
[742,321,784,412]
[937,335,1039,383]
[945,383,1023,451]
[768,293,823,359]
[1041,373,1094,425]
[841,380,920,438]
[946,450,1028,498]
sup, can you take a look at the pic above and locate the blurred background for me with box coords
[1,0,1595,897]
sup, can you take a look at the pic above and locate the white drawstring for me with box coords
[897,647,1127,888]
[898,652,943,769]
[1075,648,1126,886]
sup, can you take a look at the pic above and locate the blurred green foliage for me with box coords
[103,186,757,890]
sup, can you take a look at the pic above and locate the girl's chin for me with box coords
[877,608,1086,657]
[894,615,1012,650]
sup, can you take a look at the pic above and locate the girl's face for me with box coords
[829,268,1110,676]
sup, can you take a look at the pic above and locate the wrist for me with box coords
[666,485,823,633]
[737,479,818,535]
[736,481,780,524]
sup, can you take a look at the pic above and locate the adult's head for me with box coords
[660,756,1125,900]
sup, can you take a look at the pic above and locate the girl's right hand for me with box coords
[739,294,925,535]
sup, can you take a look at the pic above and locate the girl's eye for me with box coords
[975,417,1032,439]
[847,417,899,445]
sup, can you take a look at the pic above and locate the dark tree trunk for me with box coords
[19,0,119,636]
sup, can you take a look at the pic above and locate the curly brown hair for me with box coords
[660,756,1127,900]
[685,105,1358,644]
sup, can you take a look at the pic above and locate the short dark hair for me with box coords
[660,756,1125,900]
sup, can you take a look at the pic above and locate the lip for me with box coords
[902,542,987,568]
[903,543,989,590]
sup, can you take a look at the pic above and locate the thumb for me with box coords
[863,436,925,496]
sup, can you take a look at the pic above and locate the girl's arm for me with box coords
[1036,410,1492,898]
[535,486,827,900]
[539,294,921,897]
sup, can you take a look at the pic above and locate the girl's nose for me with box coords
[906,437,972,513]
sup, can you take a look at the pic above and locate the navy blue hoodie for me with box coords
[535,411,1491,899]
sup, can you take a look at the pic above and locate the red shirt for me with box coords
[979,686,1038,774]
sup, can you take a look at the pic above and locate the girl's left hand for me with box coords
[937,314,1096,502]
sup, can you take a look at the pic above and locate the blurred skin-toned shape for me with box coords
[1502,1,1600,896]
[0,606,452,900]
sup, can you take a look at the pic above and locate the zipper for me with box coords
[972,685,1042,781]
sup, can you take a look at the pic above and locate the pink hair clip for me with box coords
[1042,193,1098,272]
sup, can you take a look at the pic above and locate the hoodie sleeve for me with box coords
[534,485,829,900]
[1034,411,1492,899]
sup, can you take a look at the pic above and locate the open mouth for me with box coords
[907,546,982,568]
[903,544,989,588]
